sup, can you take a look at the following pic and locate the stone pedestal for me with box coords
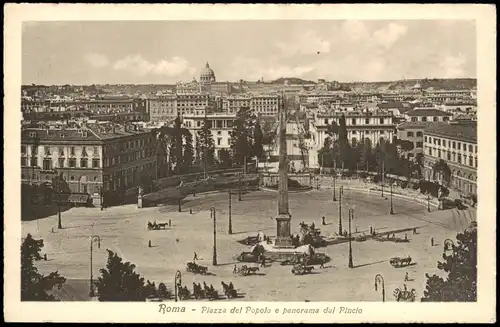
[137,195,143,209]
[275,214,293,248]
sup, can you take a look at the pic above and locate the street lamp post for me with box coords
[348,209,354,268]
[89,235,101,297]
[381,162,385,198]
[427,193,431,213]
[338,186,344,235]
[374,274,385,302]
[211,207,217,266]
[174,270,181,302]
[228,190,233,234]
[238,174,242,202]
[390,183,394,215]
[332,171,337,202]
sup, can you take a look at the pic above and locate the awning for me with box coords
[68,194,90,204]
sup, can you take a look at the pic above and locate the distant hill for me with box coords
[345,78,477,92]
[271,77,316,85]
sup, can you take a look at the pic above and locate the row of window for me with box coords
[22,145,99,157]
[424,136,477,153]
[103,149,154,167]
[410,116,449,122]
[406,131,423,137]
[425,147,478,168]
[323,118,389,125]
[21,157,100,169]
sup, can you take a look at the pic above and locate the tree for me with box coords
[182,130,194,172]
[253,120,264,159]
[231,107,256,165]
[433,159,451,184]
[172,115,184,174]
[261,119,277,145]
[95,250,157,301]
[197,116,216,170]
[421,227,477,302]
[218,149,233,168]
[21,234,66,301]
[318,136,334,168]
[337,114,350,169]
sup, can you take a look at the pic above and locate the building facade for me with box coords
[309,110,396,151]
[21,123,157,205]
[148,94,178,122]
[182,113,236,158]
[422,121,477,195]
[405,108,453,123]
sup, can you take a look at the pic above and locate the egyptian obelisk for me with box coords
[275,92,293,248]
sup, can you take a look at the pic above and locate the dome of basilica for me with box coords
[200,62,216,83]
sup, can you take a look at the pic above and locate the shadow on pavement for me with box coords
[353,259,387,269]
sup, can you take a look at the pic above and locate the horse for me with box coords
[156,222,168,229]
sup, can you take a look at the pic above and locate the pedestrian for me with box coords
[355,227,358,233]
[413,227,417,235]
[148,240,152,248]
[404,272,409,282]
[44,253,47,261]
[322,216,326,225]
[100,204,104,211]
[369,226,373,234]
[405,233,408,241]
[193,252,199,261]
[311,222,315,230]
[260,256,266,268]
[431,237,434,246]
[189,209,193,214]
[169,219,171,227]
[320,258,325,268]
[233,265,238,273]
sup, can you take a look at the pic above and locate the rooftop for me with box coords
[406,108,453,117]
[397,121,446,130]
[21,123,149,143]
[424,122,477,143]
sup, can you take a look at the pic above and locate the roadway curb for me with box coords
[339,186,440,208]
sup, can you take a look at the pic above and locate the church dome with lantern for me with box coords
[200,62,216,84]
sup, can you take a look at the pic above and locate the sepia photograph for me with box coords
[4,3,496,324]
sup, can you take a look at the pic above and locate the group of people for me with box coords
[192,281,218,299]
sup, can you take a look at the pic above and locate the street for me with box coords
[23,189,476,301]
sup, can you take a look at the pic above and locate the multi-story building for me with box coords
[182,113,236,158]
[309,110,396,152]
[425,89,474,104]
[422,121,477,194]
[21,122,157,205]
[396,122,440,160]
[296,91,346,104]
[405,108,453,123]
[148,94,178,122]
[438,101,477,114]
[223,94,252,114]
[250,94,280,117]
[176,92,211,117]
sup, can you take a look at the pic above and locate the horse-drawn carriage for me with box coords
[291,263,315,275]
[235,265,260,276]
[192,282,218,300]
[147,221,168,230]
[389,256,412,268]
[186,262,208,275]
[355,234,367,242]
[221,281,238,299]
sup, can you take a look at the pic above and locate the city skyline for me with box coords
[22,20,476,85]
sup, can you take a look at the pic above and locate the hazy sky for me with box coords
[22,20,476,85]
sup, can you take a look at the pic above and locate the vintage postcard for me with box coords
[3,3,496,324]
